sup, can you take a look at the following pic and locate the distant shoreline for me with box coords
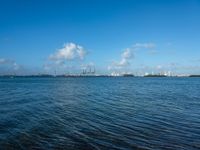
[0,75,200,78]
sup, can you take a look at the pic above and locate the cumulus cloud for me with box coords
[118,49,134,66]
[110,48,134,69]
[109,43,156,71]
[49,43,87,61]
[44,42,89,74]
[121,48,133,59]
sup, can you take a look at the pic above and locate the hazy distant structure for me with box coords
[82,66,95,75]
[144,70,176,77]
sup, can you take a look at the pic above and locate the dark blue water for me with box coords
[0,77,200,150]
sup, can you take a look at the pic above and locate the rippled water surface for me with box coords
[0,77,200,150]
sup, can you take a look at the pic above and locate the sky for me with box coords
[0,0,200,75]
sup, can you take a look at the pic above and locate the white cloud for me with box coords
[117,48,133,66]
[114,48,134,68]
[119,58,129,66]
[109,42,156,71]
[49,43,87,61]
[121,48,133,59]
[45,43,89,74]
[108,51,132,71]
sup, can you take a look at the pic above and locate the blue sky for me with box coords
[0,0,200,75]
